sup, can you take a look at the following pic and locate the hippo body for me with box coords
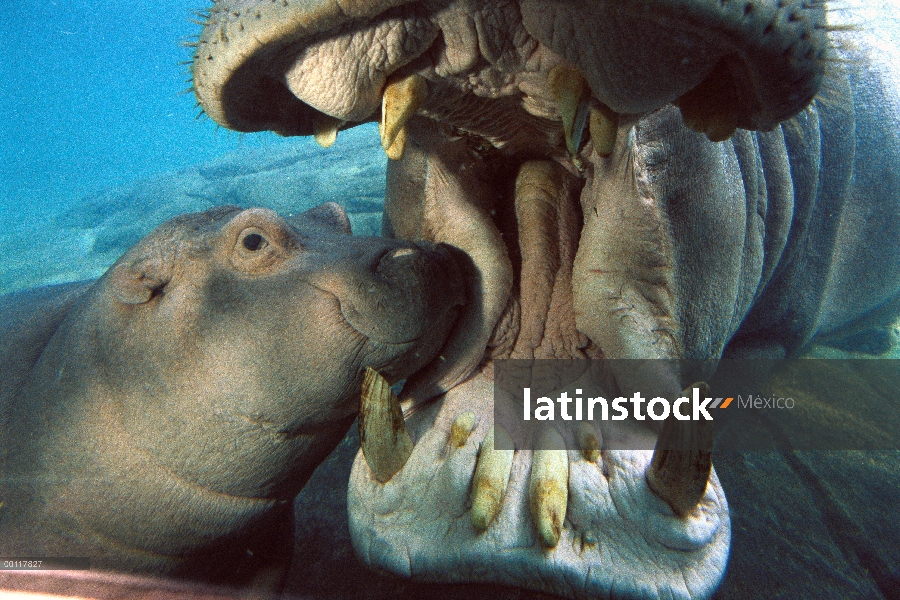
[0,204,466,585]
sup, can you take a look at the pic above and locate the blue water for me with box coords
[0,0,294,228]
[2,0,898,234]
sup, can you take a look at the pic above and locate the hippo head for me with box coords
[188,1,832,597]
[0,203,470,581]
[93,204,465,499]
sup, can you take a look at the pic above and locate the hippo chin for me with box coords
[189,1,900,598]
[0,203,467,587]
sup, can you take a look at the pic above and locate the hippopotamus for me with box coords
[0,203,467,589]
[185,1,900,598]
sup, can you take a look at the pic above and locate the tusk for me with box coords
[313,113,343,148]
[450,411,477,448]
[470,425,514,532]
[383,126,409,161]
[358,367,413,484]
[646,382,714,516]
[380,73,428,160]
[703,123,736,143]
[576,422,601,463]
[589,104,619,158]
[529,428,568,548]
[548,65,591,156]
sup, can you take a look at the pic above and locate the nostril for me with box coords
[375,246,421,278]
[388,247,417,259]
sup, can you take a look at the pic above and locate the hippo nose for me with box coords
[331,241,466,345]
[375,246,422,273]
[386,247,416,259]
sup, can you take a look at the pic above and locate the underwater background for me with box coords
[1,1,900,598]
[0,0,387,294]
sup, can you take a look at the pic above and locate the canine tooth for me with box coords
[589,105,619,158]
[529,428,568,548]
[380,73,427,160]
[470,425,514,532]
[576,422,601,463]
[704,121,737,143]
[548,65,591,156]
[680,108,736,143]
[645,382,714,516]
[358,367,413,484]
[313,114,342,148]
[450,411,477,448]
[383,125,409,161]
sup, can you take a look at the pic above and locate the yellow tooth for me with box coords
[645,382,714,516]
[450,411,477,448]
[380,73,428,160]
[576,422,601,463]
[589,105,619,158]
[470,425,514,532]
[529,428,568,548]
[548,65,591,156]
[676,89,738,142]
[313,114,343,148]
[382,124,409,160]
[703,120,737,143]
[358,367,413,484]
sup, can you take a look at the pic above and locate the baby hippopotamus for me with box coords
[0,204,467,587]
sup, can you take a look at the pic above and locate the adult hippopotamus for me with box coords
[186,1,900,598]
[0,203,467,590]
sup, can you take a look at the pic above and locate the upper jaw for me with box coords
[192,0,830,147]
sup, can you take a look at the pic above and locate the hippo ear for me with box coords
[301,202,353,235]
[109,248,173,305]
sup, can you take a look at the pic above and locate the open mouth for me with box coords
[190,0,830,401]
[189,2,830,597]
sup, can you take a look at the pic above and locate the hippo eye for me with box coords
[242,233,265,251]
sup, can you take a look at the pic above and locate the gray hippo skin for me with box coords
[0,203,467,587]
[190,1,900,598]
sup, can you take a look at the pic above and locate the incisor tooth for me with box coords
[646,382,714,516]
[359,367,413,484]
[530,428,568,548]
[589,105,619,158]
[548,65,591,156]
[576,422,601,463]
[450,411,477,448]
[380,73,428,160]
[313,114,343,148]
[470,425,514,532]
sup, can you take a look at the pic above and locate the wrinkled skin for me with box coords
[0,204,466,588]
[190,1,900,598]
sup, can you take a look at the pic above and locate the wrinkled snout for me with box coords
[307,233,470,348]
[349,240,468,345]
